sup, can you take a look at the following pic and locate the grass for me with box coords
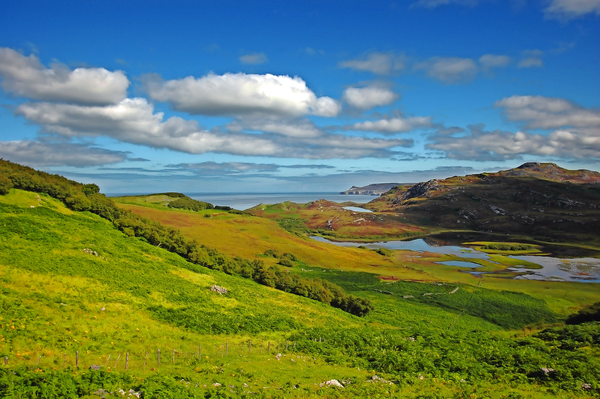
[465,241,545,255]
[2,189,600,397]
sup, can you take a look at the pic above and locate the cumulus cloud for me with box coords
[143,72,340,118]
[0,140,128,167]
[428,124,600,160]
[342,85,399,110]
[349,116,433,134]
[479,54,512,70]
[414,57,479,83]
[545,0,600,19]
[0,47,129,105]
[339,52,407,75]
[240,52,268,65]
[15,98,406,159]
[494,95,600,129]
[518,50,544,68]
[428,96,600,160]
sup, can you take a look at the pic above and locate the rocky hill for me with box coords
[340,183,400,196]
[366,163,600,245]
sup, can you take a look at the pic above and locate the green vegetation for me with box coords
[1,160,600,397]
[567,301,600,325]
[481,243,535,251]
[291,323,600,391]
[0,160,371,317]
[260,249,298,267]
[374,247,394,257]
[296,267,559,330]
[167,197,214,211]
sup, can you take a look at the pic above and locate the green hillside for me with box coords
[1,160,599,397]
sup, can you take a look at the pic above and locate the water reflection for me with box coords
[436,261,482,268]
[343,206,373,213]
[310,235,600,283]
[511,256,600,282]
[310,236,491,259]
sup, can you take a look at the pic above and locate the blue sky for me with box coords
[0,0,599,193]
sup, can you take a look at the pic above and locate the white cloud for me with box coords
[350,116,433,134]
[494,95,600,129]
[428,95,600,160]
[339,52,407,75]
[15,98,406,159]
[545,0,600,19]
[518,57,544,68]
[0,140,128,167]
[15,98,276,155]
[143,72,340,118]
[414,57,479,83]
[428,124,600,160]
[479,54,512,69]
[518,49,544,68]
[0,47,128,105]
[239,52,268,65]
[228,118,323,138]
[342,85,399,110]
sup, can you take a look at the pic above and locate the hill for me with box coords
[340,183,400,196]
[366,162,600,247]
[246,163,600,249]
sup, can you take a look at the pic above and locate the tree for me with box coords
[0,175,13,195]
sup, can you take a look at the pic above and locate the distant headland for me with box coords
[340,183,400,196]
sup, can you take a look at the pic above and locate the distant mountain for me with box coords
[340,183,400,196]
[366,163,600,245]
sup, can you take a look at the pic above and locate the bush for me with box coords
[0,175,14,195]
[279,258,294,267]
[566,302,600,325]
[168,197,213,211]
[482,243,533,251]
[375,248,393,257]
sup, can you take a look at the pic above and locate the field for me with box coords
[1,182,600,397]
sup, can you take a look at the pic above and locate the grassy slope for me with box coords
[116,198,600,316]
[115,202,434,282]
[248,200,428,240]
[0,190,380,393]
[3,189,600,397]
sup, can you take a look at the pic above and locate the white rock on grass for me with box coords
[319,379,344,388]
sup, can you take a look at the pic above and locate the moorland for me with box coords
[1,159,599,398]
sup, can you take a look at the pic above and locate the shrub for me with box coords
[0,175,14,195]
[566,302,600,325]
[168,197,213,211]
